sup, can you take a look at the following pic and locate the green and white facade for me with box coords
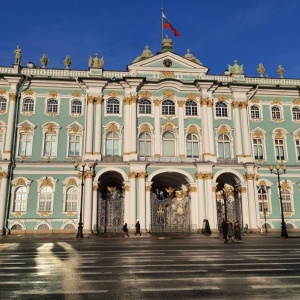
[1,38,300,235]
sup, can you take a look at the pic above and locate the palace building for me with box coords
[0,36,300,235]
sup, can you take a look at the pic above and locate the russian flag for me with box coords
[162,12,181,37]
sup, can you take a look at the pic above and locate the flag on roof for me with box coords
[162,12,181,37]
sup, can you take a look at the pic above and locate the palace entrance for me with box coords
[97,171,124,233]
[215,173,243,231]
[150,172,191,233]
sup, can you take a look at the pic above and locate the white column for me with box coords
[246,173,258,229]
[145,184,151,232]
[92,182,98,232]
[123,184,130,227]
[85,96,94,155]
[200,99,210,156]
[130,96,138,158]
[196,173,205,229]
[240,102,251,156]
[205,173,216,230]
[83,172,93,233]
[0,172,9,234]
[94,96,102,159]
[3,94,16,159]
[189,185,198,231]
[207,101,215,156]
[123,97,131,158]
[177,100,185,156]
[241,187,250,228]
[232,101,243,156]
[137,172,146,231]
[129,172,136,229]
[154,100,161,156]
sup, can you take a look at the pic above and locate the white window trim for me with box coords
[250,104,263,123]
[215,125,234,159]
[161,98,177,117]
[271,105,284,123]
[0,121,7,156]
[41,122,61,159]
[214,100,231,120]
[62,177,80,215]
[20,95,36,116]
[104,96,122,117]
[0,96,8,115]
[66,122,84,159]
[16,121,36,158]
[251,128,267,162]
[69,97,84,118]
[257,179,273,214]
[137,129,154,158]
[137,98,154,117]
[45,96,61,117]
[185,99,199,117]
[281,180,295,215]
[271,128,288,163]
[103,123,123,157]
[291,105,300,124]
[161,130,177,157]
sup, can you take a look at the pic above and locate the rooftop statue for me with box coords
[88,53,104,68]
[64,55,72,69]
[257,63,265,77]
[40,54,49,68]
[277,64,285,78]
[184,49,202,65]
[14,45,22,65]
[228,60,244,75]
[132,45,154,63]
[161,35,173,52]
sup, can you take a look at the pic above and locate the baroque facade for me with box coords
[0,37,300,235]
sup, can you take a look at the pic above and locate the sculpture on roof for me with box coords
[277,64,285,78]
[88,53,104,68]
[184,49,202,65]
[14,45,22,65]
[132,45,154,63]
[64,55,72,69]
[40,54,49,68]
[257,63,265,77]
[228,60,244,75]
[161,35,173,52]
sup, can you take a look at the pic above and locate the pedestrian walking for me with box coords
[233,219,242,242]
[227,221,234,242]
[122,223,129,238]
[135,220,142,237]
[222,219,228,243]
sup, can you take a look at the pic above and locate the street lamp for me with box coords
[74,161,95,238]
[269,164,288,238]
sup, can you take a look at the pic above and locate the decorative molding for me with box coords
[140,123,151,133]
[186,93,197,100]
[272,99,281,105]
[141,91,152,98]
[177,100,185,107]
[24,89,34,95]
[107,122,118,132]
[218,125,229,134]
[9,93,16,101]
[163,90,174,99]
[108,91,119,97]
[218,94,228,101]
[0,89,6,95]
[153,99,161,106]
[161,71,174,78]
[49,91,58,97]
[72,91,81,97]
[187,125,198,134]
[251,97,260,103]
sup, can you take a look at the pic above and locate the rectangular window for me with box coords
[275,139,285,160]
[19,133,32,156]
[253,138,264,160]
[296,140,300,161]
[69,134,81,157]
[139,140,151,157]
[0,133,2,155]
[282,190,292,212]
[44,134,57,157]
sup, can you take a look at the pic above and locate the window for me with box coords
[39,186,53,211]
[22,98,34,112]
[296,140,300,161]
[251,105,260,119]
[162,131,175,156]
[138,132,151,157]
[217,134,230,158]
[71,99,82,114]
[68,134,81,157]
[292,107,300,121]
[0,133,2,155]
[281,189,292,212]
[186,133,199,158]
[185,100,197,116]
[65,186,78,212]
[215,102,228,117]
[18,133,33,156]
[275,139,285,160]
[138,99,151,114]
[44,134,57,157]
[106,131,119,156]
[162,99,175,115]
[0,97,7,111]
[253,138,264,160]
[271,106,281,120]
[47,98,58,113]
[107,98,119,114]
[257,187,269,212]
[14,186,27,212]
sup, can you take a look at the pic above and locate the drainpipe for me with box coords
[3,75,29,234]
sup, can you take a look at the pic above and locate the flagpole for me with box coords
[161,7,164,42]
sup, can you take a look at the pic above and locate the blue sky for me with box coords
[1,0,299,78]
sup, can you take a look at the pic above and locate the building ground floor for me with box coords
[1,161,300,235]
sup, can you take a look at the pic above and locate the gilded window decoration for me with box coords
[21,97,35,116]
[215,101,228,117]
[250,105,261,122]
[140,91,152,98]
[70,99,83,117]
[271,106,283,123]
[67,123,84,158]
[41,122,60,159]
[138,98,152,114]
[163,90,174,99]
[0,97,7,114]
[62,177,80,215]
[46,98,59,116]
[185,100,197,116]
[138,131,152,158]
[16,121,35,158]
[11,177,32,216]
[107,97,120,114]
[162,99,175,115]
[292,106,300,123]
[217,94,228,101]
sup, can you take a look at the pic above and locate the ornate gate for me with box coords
[98,188,124,233]
[150,191,191,233]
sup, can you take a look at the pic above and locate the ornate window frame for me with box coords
[0,96,8,115]
[215,125,234,159]
[16,121,36,159]
[185,125,202,158]
[162,130,177,157]
[293,130,300,162]
[271,128,288,162]
[250,104,262,122]
[45,91,60,117]
[271,101,283,123]
[138,98,152,115]
[280,180,295,216]
[161,99,176,115]
[214,100,230,119]
[257,179,272,214]
[105,97,121,116]
[66,122,84,159]
[10,177,32,217]
[41,122,61,160]
[292,106,300,123]
[185,99,198,116]
[103,122,122,157]
[21,89,36,116]
[62,177,80,216]
[137,123,153,158]
[69,92,84,118]
[251,128,266,162]
[0,121,7,156]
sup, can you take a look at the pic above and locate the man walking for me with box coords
[135,220,142,237]
[222,219,228,243]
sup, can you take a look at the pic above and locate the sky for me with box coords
[1,0,300,78]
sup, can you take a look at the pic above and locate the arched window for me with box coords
[292,107,300,120]
[39,186,53,212]
[22,98,34,112]
[66,186,78,212]
[107,98,119,114]
[47,98,58,113]
[271,106,281,120]
[14,186,27,212]
[281,189,292,212]
[217,134,230,158]
[162,99,175,115]
[18,132,33,156]
[0,97,7,111]
[251,105,260,119]
[162,131,175,156]
[138,99,151,114]
[185,100,197,116]
[186,133,199,158]
[257,186,269,212]
[215,102,228,117]
[68,134,81,157]
[106,131,119,156]
[71,99,82,114]
[138,132,151,157]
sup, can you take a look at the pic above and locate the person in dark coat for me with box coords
[222,219,228,243]
[135,220,142,237]
[233,220,242,242]
[122,223,129,238]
